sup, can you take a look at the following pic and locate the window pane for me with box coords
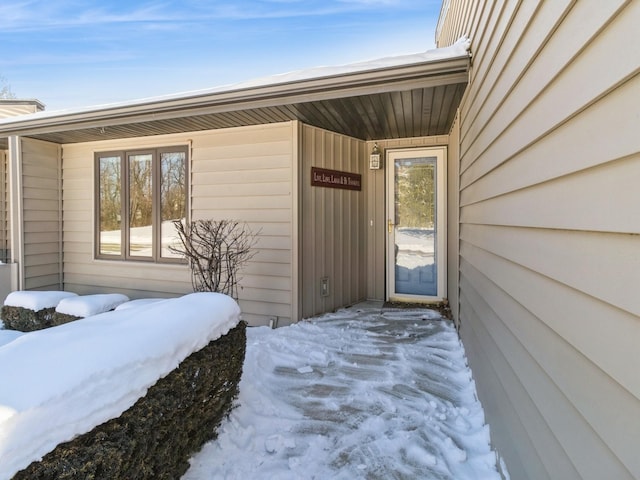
[129,153,153,257]
[160,151,186,258]
[98,156,122,256]
[394,157,437,296]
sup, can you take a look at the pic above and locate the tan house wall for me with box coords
[364,135,449,302]
[438,1,640,479]
[62,122,298,326]
[0,102,43,119]
[0,149,17,303]
[20,138,63,290]
[300,125,367,318]
[446,113,460,324]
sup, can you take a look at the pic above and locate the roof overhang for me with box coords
[0,53,469,148]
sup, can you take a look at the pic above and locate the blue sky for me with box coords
[0,0,442,111]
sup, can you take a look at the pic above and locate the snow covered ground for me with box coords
[184,303,504,480]
[0,295,504,479]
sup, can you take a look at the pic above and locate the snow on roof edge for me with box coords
[0,37,470,126]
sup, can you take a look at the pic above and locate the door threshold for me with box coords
[383,300,451,319]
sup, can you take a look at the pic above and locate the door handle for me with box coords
[388,219,394,233]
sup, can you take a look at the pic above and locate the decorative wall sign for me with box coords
[311,167,362,191]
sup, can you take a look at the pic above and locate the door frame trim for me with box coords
[385,146,447,303]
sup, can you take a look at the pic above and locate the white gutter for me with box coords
[0,51,469,138]
[57,145,63,289]
[8,136,24,290]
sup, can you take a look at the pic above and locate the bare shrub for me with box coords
[169,219,259,299]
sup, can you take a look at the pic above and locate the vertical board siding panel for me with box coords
[63,123,294,325]
[21,138,61,290]
[344,142,351,300]
[325,132,335,312]
[365,149,385,300]
[352,141,360,301]
[357,141,366,300]
[334,137,344,309]
[301,128,316,318]
[316,128,326,314]
[300,125,366,317]
[438,0,640,478]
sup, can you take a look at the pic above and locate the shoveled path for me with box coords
[183,302,502,479]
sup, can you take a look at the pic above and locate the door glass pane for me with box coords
[129,153,153,257]
[159,151,186,258]
[98,155,122,256]
[394,157,437,296]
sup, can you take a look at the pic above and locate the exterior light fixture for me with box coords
[369,143,381,169]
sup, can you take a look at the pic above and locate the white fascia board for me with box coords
[0,50,469,138]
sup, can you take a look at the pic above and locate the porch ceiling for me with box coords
[0,55,468,146]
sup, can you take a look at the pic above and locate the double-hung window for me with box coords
[95,146,188,262]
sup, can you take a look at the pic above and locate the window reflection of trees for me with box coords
[161,152,186,224]
[99,156,122,256]
[129,154,153,229]
[97,147,187,261]
[99,157,121,232]
[395,158,436,230]
[160,152,186,258]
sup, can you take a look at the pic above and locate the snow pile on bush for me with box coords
[55,293,130,317]
[1,291,79,331]
[115,298,167,311]
[0,292,241,479]
[4,291,77,311]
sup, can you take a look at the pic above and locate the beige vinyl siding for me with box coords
[20,138,62,290]
[439,1,640,479]
[62,122,297,326]
[62,138,191,300]
[364,135,449,302]
[0,104,42,119]
[300,125,366,318]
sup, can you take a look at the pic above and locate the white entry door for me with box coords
[386,147,446,302]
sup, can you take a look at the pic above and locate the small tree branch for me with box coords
[169,219,260,299]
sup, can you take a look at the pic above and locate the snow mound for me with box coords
[115,298,168,311]
[3,291,78,311]
[0,292,240,479]
[55,293,130,317]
